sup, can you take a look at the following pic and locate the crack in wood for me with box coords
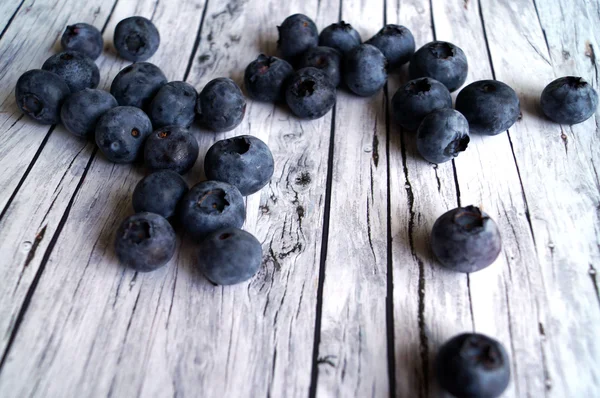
[503,280,521,397]
[0,0,26,42]
[589,264,600,307]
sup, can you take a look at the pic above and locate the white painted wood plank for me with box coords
[315,1,390,396]
[0,0,209,395]
[0,0,24,38]
[479,0,600,396]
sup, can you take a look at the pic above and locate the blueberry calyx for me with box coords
[224,136,250,155]
[125,34,145,54]
[430,42,454,59]
[459,335,504,370]
[122,220,151,243]
[453,205,486,231]
[407,79,432,95]
[131,128,140,137]
[566,76,587,89]
[198,189,229,213]
[481,83,496,93]
[444,134,470,158]
[219,232,232,240]
[22,94,43,115]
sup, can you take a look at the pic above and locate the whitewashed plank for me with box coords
[314,1,390,396]
[0,0,25,39]
[0,0,209,395]
[479,0,600,396]
[385,2,472,397]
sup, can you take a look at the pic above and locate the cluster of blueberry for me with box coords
[14,16,273,286]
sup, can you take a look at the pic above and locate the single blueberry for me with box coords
[15,69,70,124]
[298,46,342,87]
[409,41,468,92]
[114,212,176,272]
[417,108,470,164]
[95,106,152,163]
[277,14,319,64]
[285,67,336,120]
[114,16,160,62]
[204,135,275,196]
[178,180,246,240]
[149,81,198,128]
[132,170,189,219]
[144,125,199,174]
[456,80,521,136]
[110,62,167,110]
[42,51,100,93]
[318,21,361,54]
[197,227,262,285]
[366,24,415,69]
[61,23,103,60]
[343,44,387,97]
[61,89,118,137]
[430,205,502,273]
[437,333,510,398]
[197,78,246,132]
[244,54,294,102]
[392,77,452,131]
[540,76,598,125]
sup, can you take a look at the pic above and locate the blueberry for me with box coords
[298,46,342,87]
[366,24,415,69]
[285,67,336,120]
[61,89,118,137]
[196,227,262,285]
[149,81,197,128]
[114,212,176,272]
[540,76,599,125]
[204,135,274,196]
[430,205,502,273]
[244,54,294,102]
[392,77,452,131]
[456,80,520,136]
[437,333,510,398]
[95,106,152,163]
[343,44,387,97]
[144,125,199,174]
[132,170,188,219]
[277,14,318,64]
[197,78,246,132]
[61,23,103,60]
[110,62,167,110]
[409,41,468,92]
[417,108,470,164]
[114,16,160,62]
[178,180,246,240]
[15,69,70,124]
[318,21,361,54]
[42,51,100,93]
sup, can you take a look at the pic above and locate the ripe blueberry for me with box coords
[144,125,199,174]
[540,76,598,125]
[298,46,342,87]
[132,170,188,219]
[114,16,160,62]
[110,62,167,110]
[197,78,246,132]
[431,205,502,273]
[409,41,468,92]
[343,44,387,97]
[61,88,118,137]
[61,23,103,60]
[285,67,336,120]
[318,21,361,54]
[42,51,100,93]
[366,24,415,69]
[244,54,294,102]
[277,14,318,64]
[149,81,198,128]
[392,77,452,131]
[15,69,70,124]
[204,135,274,196]
[417,108,470,164]
[95,106,153,163]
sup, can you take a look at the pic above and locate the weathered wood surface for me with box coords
[0,0,598,396]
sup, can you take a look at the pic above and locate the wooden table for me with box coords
[0,0,598,396]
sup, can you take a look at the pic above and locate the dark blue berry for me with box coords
[319,21,361,54]
[392,77,452,131]
[132,170,188,219]
[540,76,598,125]
[285,67,336,119]
[42,51,100,93]
[277,14,318,64]
[456,80,520,136]
[61,23,103,60]
[409,41,468,92]
[298,46,342,87]
[437,333,510,398]
[149,81,197,128]
[15,69,70,124]
[244,54,294,102]
[431,205,502,273]
[114,16,160,62]
[366,24,415,69]
[197,78,246,132]
[61,89,118,137]
[144,125,199,174]
[95,106,152,163]
[110,62,167,110]
[204,135,274,196]
[343,44,387,97]
[197,227,262,285]
[115,212,176,272]
[417,108,469,164]
[178,180,246,240]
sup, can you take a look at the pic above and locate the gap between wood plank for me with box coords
[0,0,26,43]
[183,0,210,81]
